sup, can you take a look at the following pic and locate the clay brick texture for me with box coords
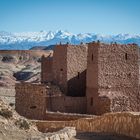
[41,55,53,83]
[15,42,140,119]
[86,42,139,115]
[15,83,47,120]
[43,44,88,97]
[46,96,86,114]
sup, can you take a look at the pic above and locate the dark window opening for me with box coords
[128,73,131,77]
[30,106,37,109]
[77,72,80,79]
[91,54,93,61]
[90,97,93,106]
[125,53,128,60]
[60,68,63,71]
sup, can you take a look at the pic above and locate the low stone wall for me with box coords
[45,112,94,121]
[35,112,140,139]
[76,112,140,139]
[35,120,75,133]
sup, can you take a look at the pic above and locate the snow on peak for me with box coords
[0,30,140,50]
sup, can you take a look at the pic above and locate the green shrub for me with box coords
[9,102,14,107]
[15,119,30,130]
[19,56,22,60]
[0,108,13,118]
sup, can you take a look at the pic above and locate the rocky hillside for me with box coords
[0,97,77,140]
[0,98,45,140]
[0,50,52,87]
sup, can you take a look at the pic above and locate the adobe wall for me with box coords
[67,45,87,96]
[139,48,140,85]
[86,42,139,114]
[45,112,94,121]
[98,43,139,112]
[98,43,139,88]
[41,55,53,83]
[87,88,111,115]
[52,45,67,94]
[15,83,47,120]
[46,96,87,114]
[86,43,99,114]
[41,44,87,97]
[35,112,140,139]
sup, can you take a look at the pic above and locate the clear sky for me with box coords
[0,0,140,34]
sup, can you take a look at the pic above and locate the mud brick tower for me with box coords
[42,44,88,97]
[86,42,139,115]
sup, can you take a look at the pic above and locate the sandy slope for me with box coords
[0,98,46,140]
[0,50,52,87]
[0,50,52,107]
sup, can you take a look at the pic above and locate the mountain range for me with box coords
[0,30,140,50]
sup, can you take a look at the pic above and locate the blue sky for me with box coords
[0,0,140,34]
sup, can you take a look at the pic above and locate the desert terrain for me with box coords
[0,50,52,105]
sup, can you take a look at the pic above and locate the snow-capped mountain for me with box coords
[0,30,140,50]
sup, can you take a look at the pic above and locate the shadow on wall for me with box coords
[74,132,139,140]
[67,70,86,97]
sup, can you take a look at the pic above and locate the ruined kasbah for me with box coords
[15,41,140,138]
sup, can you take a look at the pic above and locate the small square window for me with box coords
[128,73,131,77]
[91,54,93,61]
[125,53,128,60]
[30,106,37,109]
[90,97,93,106]
[77,72,80,79]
